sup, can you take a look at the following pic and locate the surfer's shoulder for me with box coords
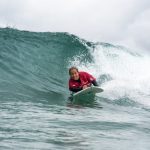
[79,71,87,74]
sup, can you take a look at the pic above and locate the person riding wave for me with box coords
[68,67,98,93]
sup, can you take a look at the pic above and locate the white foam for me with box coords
[70,44,150,107]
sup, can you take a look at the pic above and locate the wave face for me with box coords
[0,28,93,104]
[0,28,150,150]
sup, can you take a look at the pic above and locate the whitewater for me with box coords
[0,28,150,150]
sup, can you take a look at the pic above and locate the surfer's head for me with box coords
[69,67,79,80]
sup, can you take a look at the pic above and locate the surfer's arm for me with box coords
[69,87,82,92]
[84,72,98,86]
[92,80,98,86]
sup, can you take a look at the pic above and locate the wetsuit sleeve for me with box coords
[92,80,99,86]
[69,87,82,92]
[83,72,98,86]
[69,79,82,92]
[84,72,95,81]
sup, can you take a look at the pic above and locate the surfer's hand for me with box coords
[83,85,88,89]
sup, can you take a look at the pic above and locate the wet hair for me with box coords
[69,67,78,75]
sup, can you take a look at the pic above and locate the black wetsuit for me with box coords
[70,79,98,93]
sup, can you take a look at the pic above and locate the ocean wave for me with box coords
[0,27,150,108]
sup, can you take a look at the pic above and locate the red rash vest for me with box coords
[69,71,96,91]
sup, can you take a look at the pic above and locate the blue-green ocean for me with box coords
[0,28,150,150]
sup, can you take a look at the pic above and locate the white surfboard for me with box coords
[72,86,103,104]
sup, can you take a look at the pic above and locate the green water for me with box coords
[0,28,150,150]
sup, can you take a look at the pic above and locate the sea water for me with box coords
[0,28,150,150]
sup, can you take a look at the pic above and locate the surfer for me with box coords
[68,67,98,92]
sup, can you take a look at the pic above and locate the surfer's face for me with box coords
[70,69,79,80]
